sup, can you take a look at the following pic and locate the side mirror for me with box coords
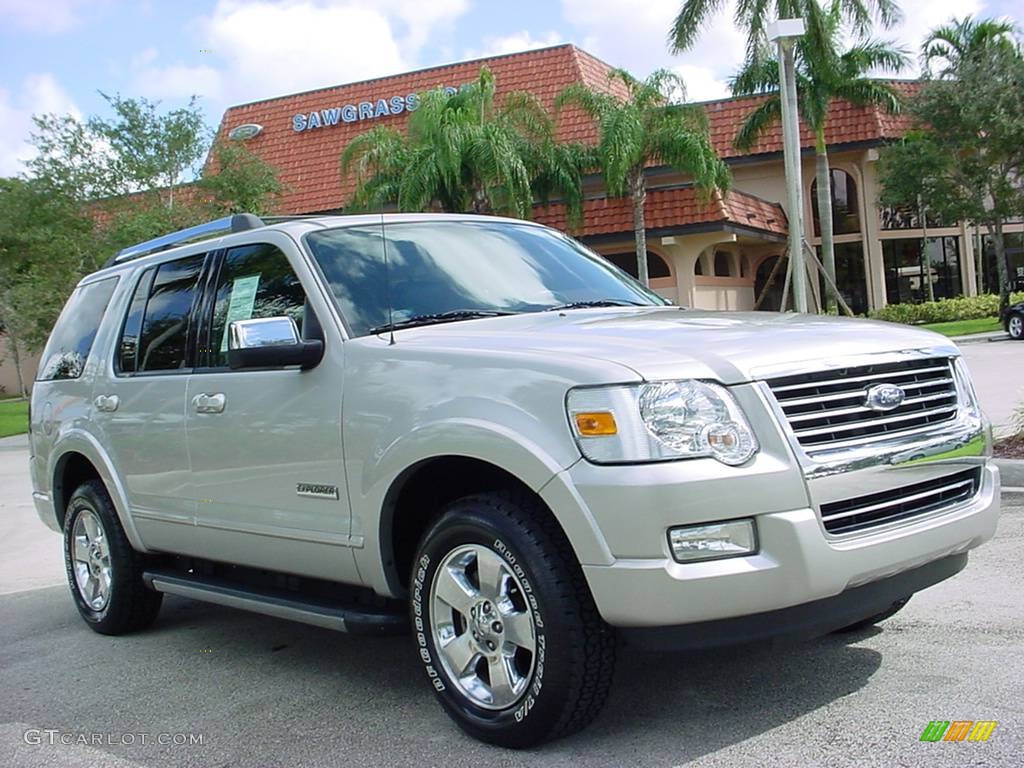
[227,317,323,370]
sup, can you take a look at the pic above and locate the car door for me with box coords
[183,235,358,583]
[93,252,208,553]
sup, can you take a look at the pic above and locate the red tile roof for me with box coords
[213,44,915,237]
[215,44,624,215]
[703,81,918,159]
[533,187,787,239]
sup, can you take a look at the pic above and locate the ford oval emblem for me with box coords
[228,123,263,141]
[864,383,905,412]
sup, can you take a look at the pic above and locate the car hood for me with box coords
[395,308,960,384]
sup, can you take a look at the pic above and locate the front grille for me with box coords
[766,357,958,452]
[819,468,981,535]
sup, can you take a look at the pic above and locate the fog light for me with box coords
[668,519,757,563]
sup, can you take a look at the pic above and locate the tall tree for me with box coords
[877,19,1024,315]
[198,143,285,215]
[922,16,1017,77]
[341,67,585,222]
[670,0,900,60]
[730,0,907,311]
[556,69,730,286]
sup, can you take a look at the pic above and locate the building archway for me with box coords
[754,255,786,311]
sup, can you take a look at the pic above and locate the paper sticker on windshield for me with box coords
[220,275,261,352]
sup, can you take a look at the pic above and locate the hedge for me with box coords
[869,292,1024,325]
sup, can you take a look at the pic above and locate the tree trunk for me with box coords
[814,134,837,314]
[990,218,1010,316]
[630,170,649,287]
[920,195,934,302]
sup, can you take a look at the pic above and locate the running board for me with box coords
[143,571,408,635]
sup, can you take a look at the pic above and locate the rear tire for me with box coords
[835,596,911,633]
[410,490,616,748]
[63,480,162,635]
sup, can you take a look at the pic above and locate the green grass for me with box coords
[0,398,29,438]
[919,317,1003,337]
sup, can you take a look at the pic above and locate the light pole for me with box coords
[768,18,808,313]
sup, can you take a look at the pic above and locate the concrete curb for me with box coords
[951,332,1010,345]
[994,457,1024,488]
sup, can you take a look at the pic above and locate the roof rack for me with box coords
[102,213,266,268]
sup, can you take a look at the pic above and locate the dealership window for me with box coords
[879,204,944,231]
[812,169,860,235]
[883,237,962,305]
[982,232,1024,293]
[603,252,671,280]
[818,242,869,315]
[713,251,733,277]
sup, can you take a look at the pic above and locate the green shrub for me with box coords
[869,292,1024,325]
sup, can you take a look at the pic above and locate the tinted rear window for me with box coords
[136,255,205,372]
[37,277,119,381]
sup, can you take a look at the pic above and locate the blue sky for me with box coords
[1,0,1020,176]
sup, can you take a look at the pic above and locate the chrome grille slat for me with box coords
[766,357,959,451]
[769,365,950,393]
[777,378,954,408]
[786,391,957,424]
[820,478,975,523]
[793,405,958,438]
[818,469,980,534]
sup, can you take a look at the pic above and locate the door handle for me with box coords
[94,394,120,412]
[191,392,226,414]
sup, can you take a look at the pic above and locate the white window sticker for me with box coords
[220,275,261,352]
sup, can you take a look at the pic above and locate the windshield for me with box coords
[304,220,668,337]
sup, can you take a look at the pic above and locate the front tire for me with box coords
[1007,313,1023,340]
[410,490,616,748]
[63,480,163,635]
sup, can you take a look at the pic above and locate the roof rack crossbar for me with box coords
[104,213,266,267]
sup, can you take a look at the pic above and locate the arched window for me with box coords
[714,251,733,277]
[812,169,860,235]
[694,257,704,275]
[604,252,672,280]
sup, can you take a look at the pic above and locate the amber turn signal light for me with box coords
[574,411,618,436]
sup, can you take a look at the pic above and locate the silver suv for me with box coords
[29,213,1000,747]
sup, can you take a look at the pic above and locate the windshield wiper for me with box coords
[544,299,646,311]
[368,309,516,335]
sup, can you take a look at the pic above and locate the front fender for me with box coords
[350,418,614,596]
[48,429,150,552]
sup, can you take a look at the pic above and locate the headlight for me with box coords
[567,380,759,466]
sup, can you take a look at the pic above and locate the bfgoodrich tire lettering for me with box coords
[410,490,616,748]
[63,480,163,635]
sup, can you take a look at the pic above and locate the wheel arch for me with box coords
[48,431,149,551]
[377,453,613,597]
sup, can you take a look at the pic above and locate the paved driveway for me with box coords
[959,339,1024,434]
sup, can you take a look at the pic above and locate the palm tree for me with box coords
[730,0,907,311]
[556,69,730,286]
[670,0,900,59]
[341,67,585,222]
[922,16,1018,77]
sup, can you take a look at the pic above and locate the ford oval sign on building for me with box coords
[228,123,264,141]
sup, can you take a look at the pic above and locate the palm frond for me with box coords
[733,98,781,150]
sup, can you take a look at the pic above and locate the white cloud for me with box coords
[0,73,79,176]
[561,0,743,101]
[887,0,984,71]
[0,0,94,33]
[464,30,564,60]
[132,0,469,112]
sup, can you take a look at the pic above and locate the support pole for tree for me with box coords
[770,19,809,313]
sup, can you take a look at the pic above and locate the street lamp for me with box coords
[767,18,808,313]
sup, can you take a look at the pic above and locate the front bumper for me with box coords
[579,463,998,627]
